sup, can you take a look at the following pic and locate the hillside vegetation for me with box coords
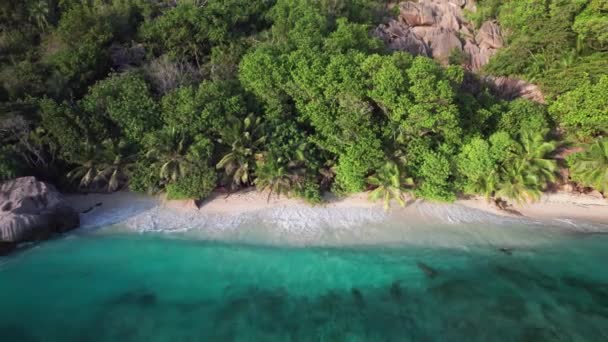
[1,0,606,207]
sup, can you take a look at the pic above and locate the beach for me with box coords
[67,189,608,226]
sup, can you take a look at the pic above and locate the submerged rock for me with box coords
[0,177,79,250]
[389,281,403,300]
[0,240,16,256]
[417,262,439,279]
[351,288,365,307]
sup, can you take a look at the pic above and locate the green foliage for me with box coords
[496,131,558,204]
[38,98,88,161]
[498,99,550,136]
[0,146,21,181]
[82,72,159,142]
[481,0,607,99]
[567,139,608,195]
[324,18,382,54]
[293,178,323,204]
[216,114,266,189]
[165,166,217,200]
[572,0,608,52]
[416,151,455,202]
[457,137,498,198]
[3,0,606,202]
[549,75,608,140]
[145,129,213,184]
[66,139,136,192]
[129,160,162,194]
[367,161,413,211]
[254,157,299,201]
[141,0,272,64]
[335,134,384,193]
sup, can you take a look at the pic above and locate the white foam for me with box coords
[75,197,608,249]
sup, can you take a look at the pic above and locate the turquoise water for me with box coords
[1,226,608,341]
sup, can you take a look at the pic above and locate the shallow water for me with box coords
[1,205,608,341]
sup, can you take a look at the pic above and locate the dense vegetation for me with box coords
[1,0,606,208]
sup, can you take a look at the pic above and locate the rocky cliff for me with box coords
[375,0,544,102]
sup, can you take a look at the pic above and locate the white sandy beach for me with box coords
[66,189,608,230]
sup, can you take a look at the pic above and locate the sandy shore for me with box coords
[67,189,608,227]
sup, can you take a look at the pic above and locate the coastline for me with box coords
[67,189,608,228]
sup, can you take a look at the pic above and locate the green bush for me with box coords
[416,151,456,202]
[0,146,21,181]
[549,75,608,140]
[498,99,550,136]
[293,178,324,204]
[82,72,160,142]
[129,160,162,194]
[165,166,217,200]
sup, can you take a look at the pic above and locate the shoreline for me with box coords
[66,189,608,227]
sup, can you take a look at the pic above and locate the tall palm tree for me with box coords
[367,161,414,211]
[67,140,135,192]
[496,159,543,204]
[569,138,608,195]
[216,114,265,189]
[470,170,499,202]
[495,131,558,204]
[145,129,196,183]
[515,130,558,184]
[27,0,49,32]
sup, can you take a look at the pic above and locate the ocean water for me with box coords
[1,203,608,341]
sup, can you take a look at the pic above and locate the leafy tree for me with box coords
[367,161,413,211]
[572,0,608,52]
[145,129,213,184]
[416,151,456,202]
[38,98,89,161]
[0,146,21,181]
[457,137,499,200]
[567,138,608,195]
[81,72,159,142]
[549,75,608,140]
[165,166,217,200]
[498,99,550,136]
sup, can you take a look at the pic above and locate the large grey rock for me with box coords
[374,0,544,102]
[374,0,502,71]
[483,76,545,103]
[0,177,79,245]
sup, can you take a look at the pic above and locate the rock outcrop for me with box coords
[375,0,544,102]
[0,177,79,249]
[375,0,501,70]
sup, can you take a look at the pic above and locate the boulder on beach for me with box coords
[0,177,79,248]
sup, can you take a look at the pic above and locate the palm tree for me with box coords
[495,131,558,204]
[27,0,49,32]
[367,161,414,211]
[67,141,135,192]
[216,114,265,189]
[145,129,196,183]
[254,158,298,202]
[515,130,558,184]
[569,138,608,195]
[470,170,499,202]
[496,159,543,204]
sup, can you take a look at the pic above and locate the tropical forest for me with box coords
[1,0,607,207]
